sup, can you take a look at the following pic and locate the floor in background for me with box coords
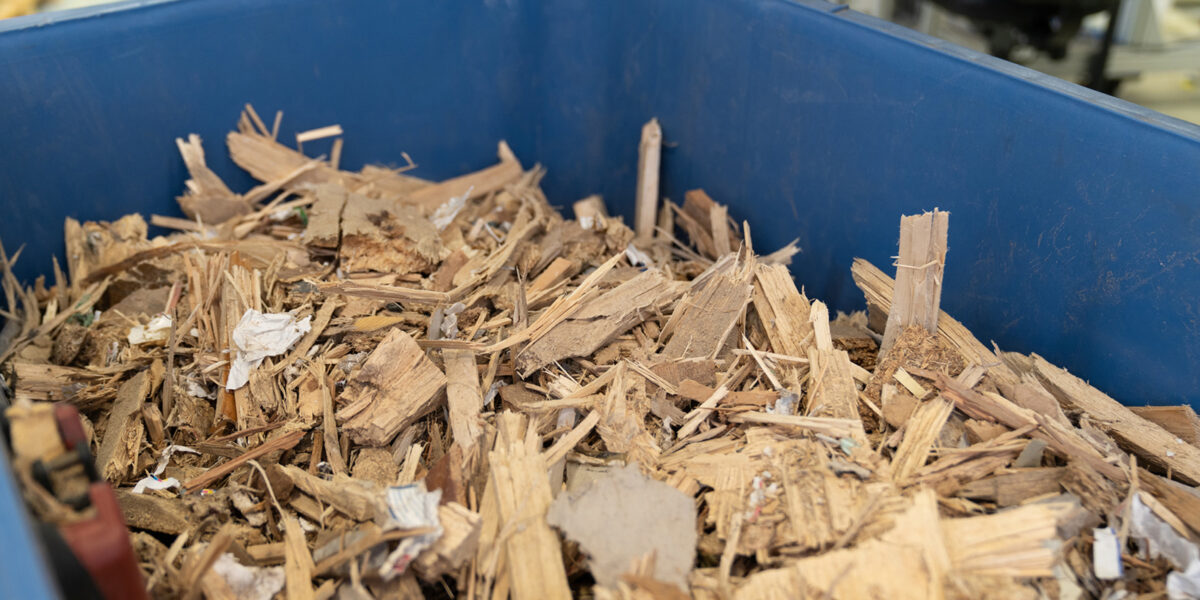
[10,0,1200,127]
[1120,72,1200,124]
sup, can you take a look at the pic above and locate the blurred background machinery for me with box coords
[852,0,1200,121]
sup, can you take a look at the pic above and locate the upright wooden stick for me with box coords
[880,209,949,355]
[635,118,662,242]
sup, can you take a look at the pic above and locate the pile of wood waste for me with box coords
[3,106,1200,600]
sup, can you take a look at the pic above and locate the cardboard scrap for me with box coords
[547,464,696,590]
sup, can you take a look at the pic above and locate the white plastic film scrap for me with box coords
[128,314,172,345]
[132,444,199,494]
[226,309,311,390]
[430,185,473,231]
[378,482,443,580]
[1129,493,1200,599]
[212,553,285,600]
[624,243,652,267]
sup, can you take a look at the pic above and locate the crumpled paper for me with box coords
[212,553,285,600]
[226,309,311,390]
[378,482,443,580]
[128,314,172,345]
[1129,493,1200,599]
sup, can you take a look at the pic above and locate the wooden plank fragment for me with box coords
[891,397,955,482]
[678,190,739,260]
[804,348,861,423]
[661,256,754,360]
[881,209,949,355]
[407,141,523,211]
[444,349,484,450]
[956,468,1065,506]
[751,263,812,358]
[283,516,316,600]
[336,329,447,446]
[635,119,662,241]
[487,413,571,600]
[1129,405,1200,447]
[726,412,864,439]
[516,268,683,376]
[282,465,386,522]
[12,362,103,403]
[930,371,1125,482]
[182,429,305,492]
[175,134,251,225]
[1031,354,1200,485]
[96,371,151,481]
[940,500,1074,577]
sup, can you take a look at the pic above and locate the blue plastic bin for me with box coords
[2,0,1200,596]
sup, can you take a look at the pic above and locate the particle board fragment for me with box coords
[336,329,447,446]
[303,184,345,249]
[339,193,445,275]
[116,489,192,534]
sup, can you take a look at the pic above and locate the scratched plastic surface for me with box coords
[2,1,1200,594]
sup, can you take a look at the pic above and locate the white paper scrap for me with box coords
[1129,493,1200,599]
[226,310,311,390]
[1093,527,1124,580]
[378,483,444,580]
[128,314,173,345]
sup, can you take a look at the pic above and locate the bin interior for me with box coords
[2,1,1200,591]
[4,0,1200,409]
[7,0,1200,592]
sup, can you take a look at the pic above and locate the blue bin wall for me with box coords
[4,0,1200,595]
[3,1,1200,403]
